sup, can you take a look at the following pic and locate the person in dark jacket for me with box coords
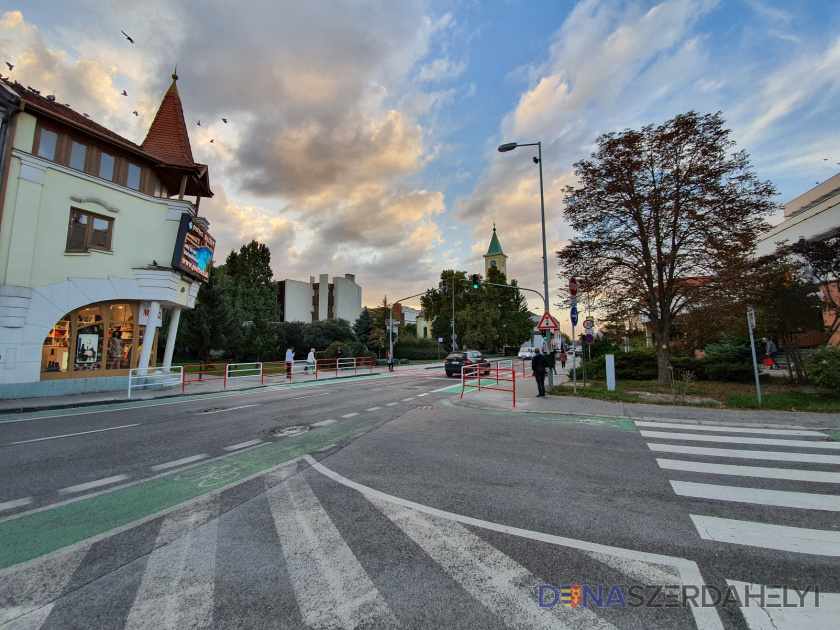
[532,348,547,397]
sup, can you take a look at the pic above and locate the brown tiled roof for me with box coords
[6,81,145,154]
[140,74,196,168]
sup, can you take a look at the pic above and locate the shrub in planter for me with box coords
[805,347,840,392]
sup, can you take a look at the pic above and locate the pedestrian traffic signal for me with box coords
[440,281,448,296]
[471,274,480,289]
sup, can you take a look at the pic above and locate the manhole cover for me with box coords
[416,405,435,410]
[199,407,227,414]
[270,425,310,437]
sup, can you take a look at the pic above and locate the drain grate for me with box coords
[416,405,436,410]
[270,425,310,437]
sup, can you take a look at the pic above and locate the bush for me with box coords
[587,349,659,380]
[324,341,366,358]
[705,362,760,382]
[400,358,410,365]
[670,356,707,380]
[805,347,840,392]
[703,340,753,363]
[392,337,441,360]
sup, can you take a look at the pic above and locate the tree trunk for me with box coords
[655,323,671,384]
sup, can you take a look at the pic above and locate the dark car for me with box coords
[444,351,491,377]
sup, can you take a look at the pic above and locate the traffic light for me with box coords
[440,281,448,296]
[471,274,480,289]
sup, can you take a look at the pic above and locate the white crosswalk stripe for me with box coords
[637,420,840,557]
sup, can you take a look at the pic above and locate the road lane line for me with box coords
[267,475,399,628]
[0,497,33,512]
[401,398,414,401]
[151,454,209,471]
[671,480,840,511]
[416,393,429,397]
[365,407,381,411]
[690,514,840,556]
[340,413,358,419]
[58,475,130,495]
[635,421,825,436]
[223,439,264,451]
[656,458,840,483]
[385,402,398,406]
[647,443,840,465]
[199,404,260,414]
[312,419,337,427]
[640,430,840,449]
[5,423,141,445]
[291,393,331,399]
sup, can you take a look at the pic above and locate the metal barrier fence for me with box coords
[128,366,184,398]
[182,362,227,392]
[226,362,263,382]
[460,365,516,408]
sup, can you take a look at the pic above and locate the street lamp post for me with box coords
[498,141,553,387]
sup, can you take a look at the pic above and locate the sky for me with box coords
[2,0,840,318]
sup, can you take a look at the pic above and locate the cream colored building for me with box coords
[277,273,362,323]
[0,75,214,397]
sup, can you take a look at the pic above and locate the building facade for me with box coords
[483,225,508,277]
[277,273,362,323]
[0,75,214,397]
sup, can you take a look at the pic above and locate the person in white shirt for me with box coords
[285,347,294,379]
[306,348,316,374]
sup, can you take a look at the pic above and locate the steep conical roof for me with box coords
[140,73,196,167]
[485,225,504,256]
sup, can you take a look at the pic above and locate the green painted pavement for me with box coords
[0,421,367,569]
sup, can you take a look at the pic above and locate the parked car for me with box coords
[518,346,538,360]
[444,351,491,377]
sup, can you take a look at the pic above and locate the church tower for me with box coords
[483,224,508,278]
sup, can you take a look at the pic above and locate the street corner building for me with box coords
[0,74,215,398]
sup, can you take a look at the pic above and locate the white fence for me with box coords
[128,366,184,399]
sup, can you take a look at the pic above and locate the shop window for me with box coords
[42,316,71,373]
[66,209,113,252]
[99,152,115,180]
[37,128,58,160]
[107,304,134,370]
[74,307,104,372]
[69,141,87,171]
[127,163,141,190]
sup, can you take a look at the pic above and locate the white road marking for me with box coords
[640,430,840,450]
[401,398,414,401]
[690,514,840,556]
[58,474,130,495]
[199,404,260,414]
[306,456,724,630]
[385,402,398,406]
[671,480,840,511]
[340,413,358,419]
[372,496,619,630]
[151,454,209,471]
[657,458,840,483]
[648,443,840,465]
[726,579,839,630]
[365,407,381,411]
[635,421,825,437]
[312,419,337,427]
[6,423,141,445]
[291,393,331,399]
[0,497,33,512]
[416,393,429,397]
[223,439,264,451]
[267,475,399,628]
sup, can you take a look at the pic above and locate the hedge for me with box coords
[585,350,762,382]
[392,338,441,360]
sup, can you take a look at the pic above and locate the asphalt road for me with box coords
[0,369,837,629]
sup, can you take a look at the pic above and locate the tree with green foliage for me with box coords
[178,265,234,363]
[353,307,375,346]
[788,235,840,346]
[558,111,777,383]
[369,296,392,352]
[303,318,356,350]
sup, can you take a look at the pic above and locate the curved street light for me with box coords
[498,140,553,387]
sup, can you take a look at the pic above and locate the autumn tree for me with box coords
[558,111,777,383]
[788,235,840,346]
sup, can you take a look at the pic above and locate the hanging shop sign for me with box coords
[172,215,216,282]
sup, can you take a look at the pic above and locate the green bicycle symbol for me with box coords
[173,462,244,488]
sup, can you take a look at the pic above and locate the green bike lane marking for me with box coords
[0,421,367,570]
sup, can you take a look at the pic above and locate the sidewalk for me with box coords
[453,369,840,430]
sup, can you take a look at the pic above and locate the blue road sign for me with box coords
[584,333,595,344]
[570,306,578,327]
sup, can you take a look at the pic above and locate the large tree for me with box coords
[178,264,234,363]
[558,111,776,383]
[788,235,840,346]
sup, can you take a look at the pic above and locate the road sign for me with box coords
[570,306,578,327]
[451,333,458,342]
[569,277,578,297]
[584,333,595,344]
[536,311,559,330]
[582,319,594,330]
[570,296,578,307]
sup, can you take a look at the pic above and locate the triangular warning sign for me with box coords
[536,310,559,330]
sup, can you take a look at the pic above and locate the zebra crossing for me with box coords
[2,457,720,630]
[636,420,840,556]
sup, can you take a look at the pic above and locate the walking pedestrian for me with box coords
[532,348,547,397]
[285,346,294,379]
[546,347,557,375]
[558,350,567,370]
[387,350,394,372]
[762,337,779,369]
[305,348,316,374]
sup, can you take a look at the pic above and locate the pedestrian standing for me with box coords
[285,346,294,379]
[532,348,547,397]
[558,350,567,370]
[546,348,557,375]
[387,350,394,372]
[306,348,316,374]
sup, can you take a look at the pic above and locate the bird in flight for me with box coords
[121,30,134,44]
[132,110,139,116]
[4,62,12,71]
[196,120,201,126]
[121,90,128,96]
[222,118,228,123]
[209,139,214,143]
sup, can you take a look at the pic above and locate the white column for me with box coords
[137,300,161,375]
[161,307,182,371]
